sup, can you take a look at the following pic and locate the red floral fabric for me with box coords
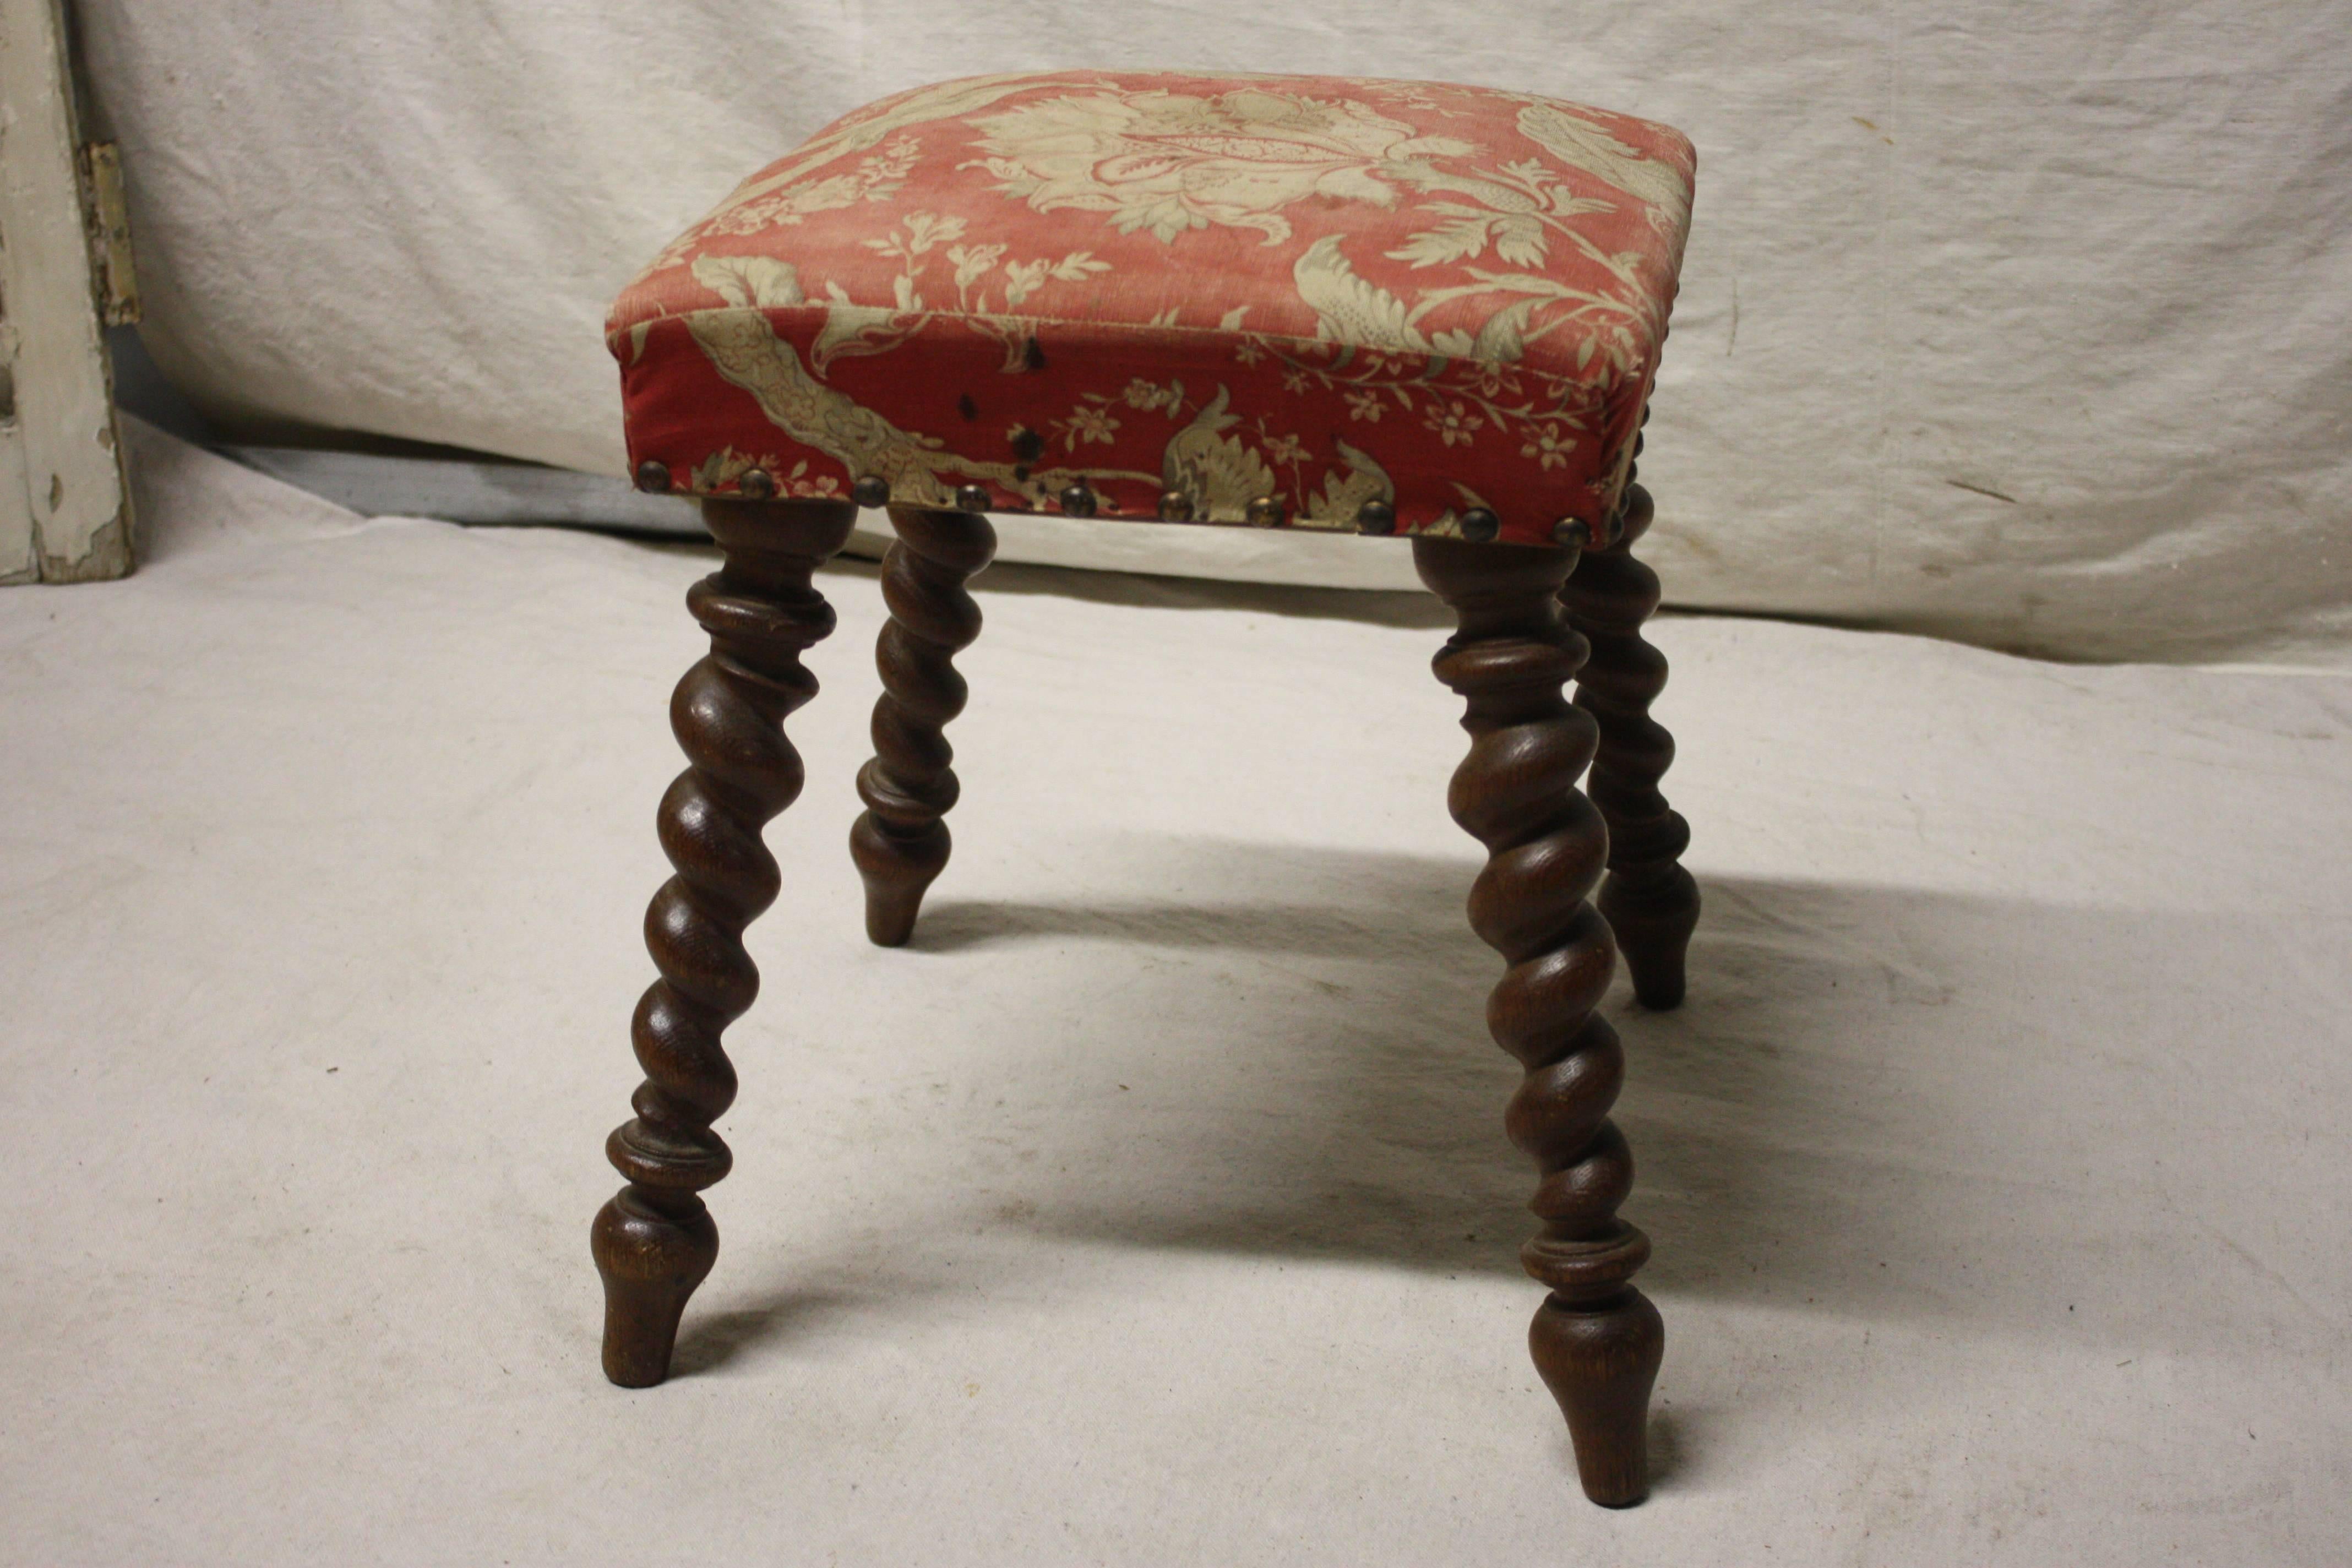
[609,70,1695,546]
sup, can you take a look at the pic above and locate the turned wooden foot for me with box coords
[1416,532,1665,1508]
[1560,477,1700,1010]
[850,503,997,946]
[592,1189,717,1387]
[591,497,856,1387]
[1532,1286,1667,1506]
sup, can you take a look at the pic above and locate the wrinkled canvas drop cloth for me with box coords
[2,417,2348,1562]
[75,2,2352,665]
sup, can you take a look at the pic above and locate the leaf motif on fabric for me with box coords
[697,175,864,239]
[1161,385,1277,521]
[1491,215,1550,268]
[691,254,805,309]
[946,242,1007,290]
[1001,259,1049,307]
[1385,208,1498,269]
[1469,297,1541,364]
[1293,236,1427,354]
[864,210,968,260]
[1300,438,1394,527]
[810,282,912,372]
[1515,102,1691,236]
[1387,165,1541,215]
[1387,201,1549,271]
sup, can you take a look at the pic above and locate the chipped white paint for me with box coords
[0,0,129,583]
[0,373,32,581]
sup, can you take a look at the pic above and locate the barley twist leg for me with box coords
[850,504,997,946]
[591,498,856,1386]
[1561,480,1700,1009]
[1415,534,1664,1508]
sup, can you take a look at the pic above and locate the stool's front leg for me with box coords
[850,503,997,946]
[1415,534,1664,1508]
[591,498,857,1387]
[1560,479,1700,1010]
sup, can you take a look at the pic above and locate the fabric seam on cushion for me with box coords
[609,303,1645,416]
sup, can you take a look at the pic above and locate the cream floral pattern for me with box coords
[609,70,1696,545]
[967,88,1474,244]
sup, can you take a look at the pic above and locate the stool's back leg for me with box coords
[851,503,997,946]
[1415,533,1664,1508]
[1560,479,1700,1010]
[591,498,856,1387]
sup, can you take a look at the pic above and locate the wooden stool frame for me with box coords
[589,458,1698,1507]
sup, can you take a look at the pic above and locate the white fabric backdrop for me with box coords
[76,2,2352,665]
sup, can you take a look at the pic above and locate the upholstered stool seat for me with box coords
[609,70,1693,545]
[591,69,1703,1509]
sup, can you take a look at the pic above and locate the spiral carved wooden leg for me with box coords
[1415,534,1664,1509]
[592,498,857,1388]
[1561,479,1700,1010]
[850,503,997,946]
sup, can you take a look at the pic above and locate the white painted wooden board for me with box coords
[0,0,129,583]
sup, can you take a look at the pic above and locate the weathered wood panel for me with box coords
[0,0,130,582]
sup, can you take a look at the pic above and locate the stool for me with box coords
[591,69,1701,1507]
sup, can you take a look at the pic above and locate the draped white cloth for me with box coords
[77,1,2352,663]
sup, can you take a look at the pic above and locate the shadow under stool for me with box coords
[588,68,1702,1508]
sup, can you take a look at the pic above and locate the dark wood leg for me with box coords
[849,503,996,946]
[591,498,857,1387]
[1415,533,1664,1508]
[1560,480,1700,1010]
